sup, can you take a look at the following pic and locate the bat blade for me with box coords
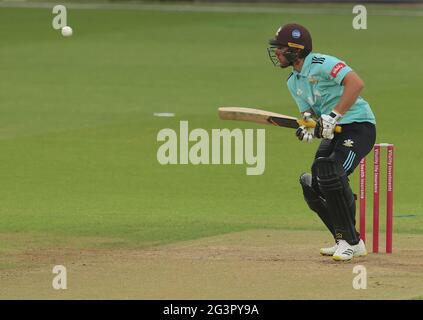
[218,107,310,129]
[218,106,341,133]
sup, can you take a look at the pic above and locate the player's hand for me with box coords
[295,112,314,142]
[314,111,342,140]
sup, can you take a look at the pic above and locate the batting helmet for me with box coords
[268,23,312,66]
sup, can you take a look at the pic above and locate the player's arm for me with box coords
[333,71,364,115]
[314,56,361,139]
[287,78,316,142]
[316,71,363,139]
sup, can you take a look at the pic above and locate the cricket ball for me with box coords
[61,26,73,37]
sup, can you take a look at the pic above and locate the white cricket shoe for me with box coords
[320,242,338,256]
[333,240,354,261]
[333,239,367,261]
[352,239,367,257]
[320,239,367,258]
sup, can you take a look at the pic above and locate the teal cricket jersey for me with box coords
[286,52,376,125]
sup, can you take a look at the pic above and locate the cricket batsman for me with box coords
[267,23,376,261]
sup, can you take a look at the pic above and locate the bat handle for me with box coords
[297,119,343,133]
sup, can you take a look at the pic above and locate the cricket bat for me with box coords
[218,107,342,133]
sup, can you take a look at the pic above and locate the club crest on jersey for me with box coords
[296,89,303,96]
[343,139,354,148]
[308,76,318,84]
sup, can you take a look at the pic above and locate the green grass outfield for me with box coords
[0,2,422,250]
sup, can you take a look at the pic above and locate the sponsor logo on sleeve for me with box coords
[330,62,346,78]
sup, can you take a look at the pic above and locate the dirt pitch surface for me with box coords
[1,230,422,299]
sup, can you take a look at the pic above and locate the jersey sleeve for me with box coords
[287,76,310,113]
[318,55,353,85]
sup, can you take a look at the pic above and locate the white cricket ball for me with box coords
[61,26,73,37]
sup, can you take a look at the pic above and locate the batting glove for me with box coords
[295,112,314,143]
[314,111,342,140]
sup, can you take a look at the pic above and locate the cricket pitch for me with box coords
[1,230,422,299]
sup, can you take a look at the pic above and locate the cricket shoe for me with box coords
[333,240,355,261]
[321,239,367,258]
[320,242,338,256]
[352,239,367,257]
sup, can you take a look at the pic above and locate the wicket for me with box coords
[359,143,394,253]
